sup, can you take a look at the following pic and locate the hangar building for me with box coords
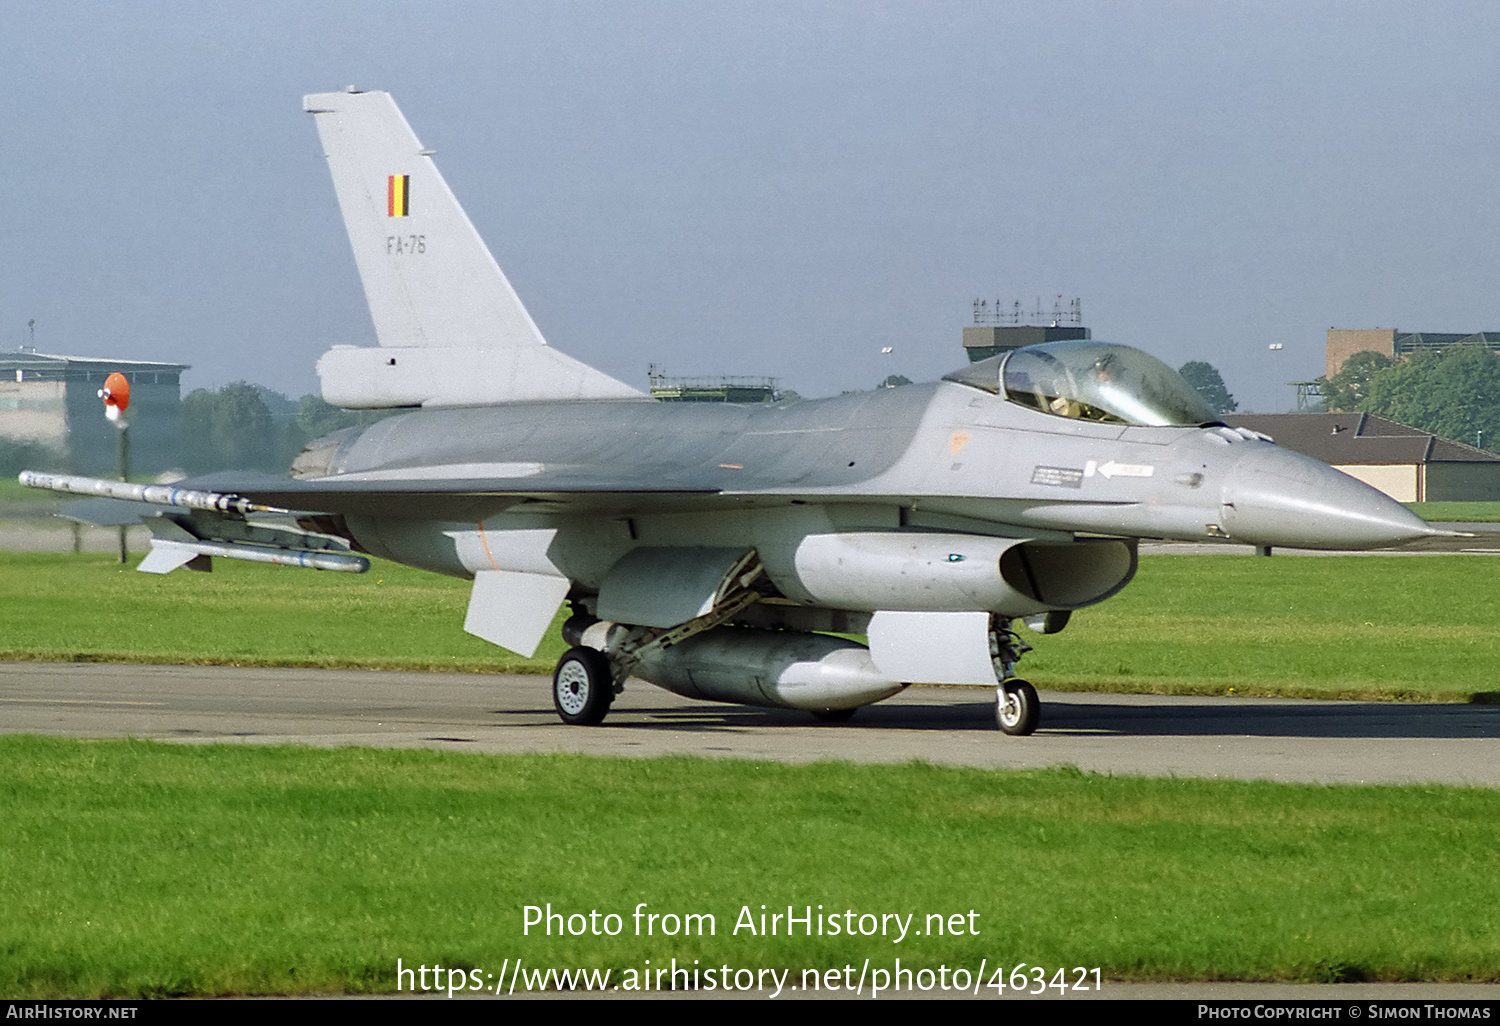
[0,351,188,476]
[1223,412,1500,503]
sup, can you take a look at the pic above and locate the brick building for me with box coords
[1326,328,1500,378]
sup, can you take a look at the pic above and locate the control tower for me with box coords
[963,297,1089,362]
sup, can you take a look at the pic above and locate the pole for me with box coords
[99,371,133,563]
[116,420,130,563]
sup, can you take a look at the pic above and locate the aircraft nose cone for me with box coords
[1221,445,1436,550]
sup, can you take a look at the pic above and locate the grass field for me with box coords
[1405,501,1500,522]
[2,551,1496,702]
[1025,554,1500,702]
[2,735,1497,997]
[4,545,1497,997]
[0,551,565,674]
[0,479,57,505]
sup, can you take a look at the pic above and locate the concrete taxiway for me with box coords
[3,661,1497,787]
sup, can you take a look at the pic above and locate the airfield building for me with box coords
[1326,328,1500,378]
[647,373,779,403]
[0,351,188,476]
[1223,412,1500,503]
[963,297,1090,363]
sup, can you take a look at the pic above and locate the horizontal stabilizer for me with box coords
[318,344,642,408]
[59,497,152,528]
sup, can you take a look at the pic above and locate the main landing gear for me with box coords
[552,647,613,726]
[550,600,1052,736]
[551,554,768,727]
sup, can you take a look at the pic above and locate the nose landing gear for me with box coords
[996,679,1039,736]
[991,619,1041,736]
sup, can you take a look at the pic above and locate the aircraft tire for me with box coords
[996,680,1040,736]
[553,647,613,726]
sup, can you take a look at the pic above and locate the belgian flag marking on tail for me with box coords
[387,174,411,217]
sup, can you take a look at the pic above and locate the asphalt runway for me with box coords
[4,661,1498,787]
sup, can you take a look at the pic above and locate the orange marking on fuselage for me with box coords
[476,521,501,571]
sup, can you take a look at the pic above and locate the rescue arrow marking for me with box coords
[1084,460,1155,479]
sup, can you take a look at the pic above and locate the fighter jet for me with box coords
[22,89,1443,736]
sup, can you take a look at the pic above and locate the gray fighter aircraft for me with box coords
[23,89,1442,736]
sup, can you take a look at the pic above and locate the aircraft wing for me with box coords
[179,466,738,518]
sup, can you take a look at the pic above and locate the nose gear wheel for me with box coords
[996,679,1039,736]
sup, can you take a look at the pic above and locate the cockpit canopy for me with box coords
[943,341,1218,428]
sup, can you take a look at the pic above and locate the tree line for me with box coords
[1172,349,1500,454]
[178,383,394,474]
[0,384,391,479]
[1319,346,1500,450]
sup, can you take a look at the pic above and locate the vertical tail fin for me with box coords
[304,89,640,406]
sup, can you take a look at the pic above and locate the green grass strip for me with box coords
[1407,501,1500,522]
[1,737,1497,996]
[0,551,565,673]
[4,552,1498,702]
[1023,554,1500,703]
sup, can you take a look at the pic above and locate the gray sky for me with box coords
[4,1,1498,411]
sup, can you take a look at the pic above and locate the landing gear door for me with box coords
[464,570,572,657]
[596,547,754,629]
[867,610,998,684]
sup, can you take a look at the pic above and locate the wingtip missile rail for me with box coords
[18,471,294,517]
[20,470,369,574]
